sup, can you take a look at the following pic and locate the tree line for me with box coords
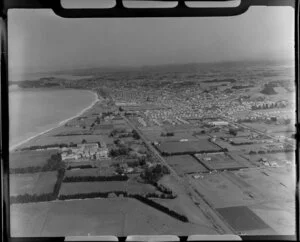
[63,175,129,182]
[159,148,228,156]
[10,168,65,204]
[58,191,188,223]
[10,153,65,174]
[20,143,77,151]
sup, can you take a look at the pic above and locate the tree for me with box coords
[132,130,140,139]
[138,156,146,166]
[141,164,170,183]
[95,116,101,124]
[229,129,238,136]
[82,139,87,144]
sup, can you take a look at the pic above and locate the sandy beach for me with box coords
[9,90,99,152]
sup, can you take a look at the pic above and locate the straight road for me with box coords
[122,114,235,234]
[222,116,295,147]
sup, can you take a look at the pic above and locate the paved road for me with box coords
[122,114,235,234]
[222,116,295,147]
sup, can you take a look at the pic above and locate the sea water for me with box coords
[9,88,97,149]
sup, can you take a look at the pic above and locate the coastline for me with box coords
[10,89,99,152]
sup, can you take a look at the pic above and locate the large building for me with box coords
[209,120,229,126]
[61,142,109,161]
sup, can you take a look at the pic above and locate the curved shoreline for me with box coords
[10,90,99,152]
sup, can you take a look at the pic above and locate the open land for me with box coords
[165,155,208,175]
[10,171,58,196]
[194,153,248,171]
[156,140,222,155]
[9,150,59,169]
[11,198,217,237]
[59,181,158,196]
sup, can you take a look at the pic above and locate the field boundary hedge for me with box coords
[10,168,65,204]
[66,165,95,170]
[131,194,188,222]
[10,153,64,174]
[63,175,129,182]
[160,148,228,156]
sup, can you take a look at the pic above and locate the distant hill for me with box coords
[203,78,236,84]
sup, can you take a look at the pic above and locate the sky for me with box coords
[8,4,294,77]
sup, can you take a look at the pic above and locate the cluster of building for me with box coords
[61,142,109,161]
[108,78,294,145]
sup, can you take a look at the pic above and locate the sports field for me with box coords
[165,155,208,175]
[156,140,222,155]
[194,153,247,170]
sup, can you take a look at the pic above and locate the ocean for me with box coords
[9,88,98,150]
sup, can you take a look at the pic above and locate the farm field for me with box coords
[93,123,114,130]
[48,125,88,136]
[249,201,296,235]
[189,168,296,235]
[11,198,217,236]
[141,129,164,142]
[194,153,247,170]
[141,129,201,142]
[216,206,275,235]
[21,134,105,147]
[241,121,295,134]
[165,155,208,175]
[212,139,269,152]
[242,151,295,166]
[9,150,59,169]
[59,180,158,196]
[233,167,296,201]
[156,140,222,155]
[188,172,263,208]
[159,132,199,142]
[64,168,102,178]
[158,175,232,232]
[10,171,57,196]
